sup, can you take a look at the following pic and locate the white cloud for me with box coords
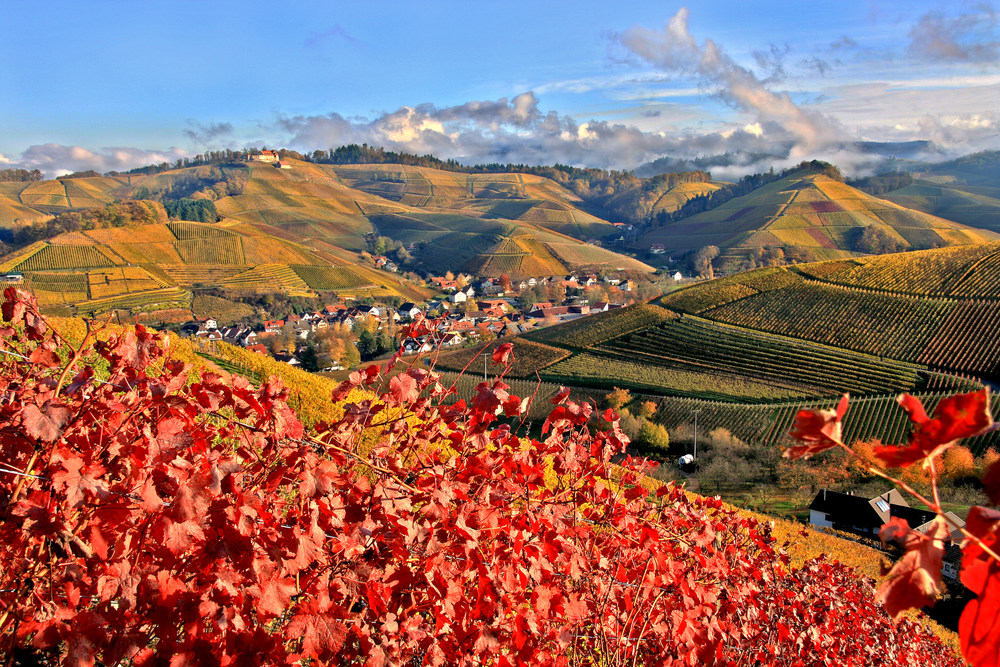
[7,144,189,178]
[616,8,844,158]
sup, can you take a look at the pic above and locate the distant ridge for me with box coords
[636,169,998,269]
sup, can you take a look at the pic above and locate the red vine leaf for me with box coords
[784,394,849,459]
[28,345,60,368]
[875,390,995,468]
[22,401,72,442]
[875,516,948,619]
[491,342,514,366]
[389,373,418,405]
[960,506,1000,667]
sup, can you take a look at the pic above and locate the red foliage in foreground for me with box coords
[0,289,960,665]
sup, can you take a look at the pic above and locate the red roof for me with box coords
[246,344,269,355]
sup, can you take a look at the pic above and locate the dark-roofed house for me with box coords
[808,488,908,537]
[399,303,421,320]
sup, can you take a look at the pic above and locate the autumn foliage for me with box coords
[0,288,963,665]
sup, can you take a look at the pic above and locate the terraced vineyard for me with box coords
[665,269,1000,375]
[540,352,810,401]
[85,267,168,299]
[687,283,957,360]
[220,264,313,296]
[596,316,929,397]
[516,244,1000,429]
[794,243,1000,295]
[12,245,116,271]
[649,389,999,456]
[525,303,677,348]
[159,265,249,286]
[290,265,371,291]
[74,287,192,317]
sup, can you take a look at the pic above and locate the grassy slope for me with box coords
[883,180,1000,233]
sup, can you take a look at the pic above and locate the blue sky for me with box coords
[3,1,999,177]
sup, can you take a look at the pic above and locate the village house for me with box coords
[649,243,666,255]
[252,150,279,163]
[481,283,506,297]
[398,303,422,320]
[196,330,224,342]
[809,488,966,542]
[276,161,293,169]
[448,291,468,304]
[479,299,509,313]
[264,319,285,333]
[430,277,459,292]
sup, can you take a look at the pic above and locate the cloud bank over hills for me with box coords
[5,5,999,179]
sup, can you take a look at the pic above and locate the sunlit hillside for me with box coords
[637,172,999,267]
[0,220,418,317]
[0,159,653,279]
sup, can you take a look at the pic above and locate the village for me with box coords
[180,269,663,371]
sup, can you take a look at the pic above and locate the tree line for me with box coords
[0,168,43,182]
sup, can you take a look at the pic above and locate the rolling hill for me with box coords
[871,152,1000,233]
[0,159,654,281]
[0,220,419,317]
[503,244,1000,454]
[636,170,999,268]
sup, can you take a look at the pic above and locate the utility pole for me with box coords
[484,350,488,382]
[691,409,701,460]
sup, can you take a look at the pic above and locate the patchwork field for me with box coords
[0,217,418,316]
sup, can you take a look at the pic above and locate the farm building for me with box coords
[252,150,279,163]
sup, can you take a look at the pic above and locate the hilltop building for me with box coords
[252,150,279,163]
